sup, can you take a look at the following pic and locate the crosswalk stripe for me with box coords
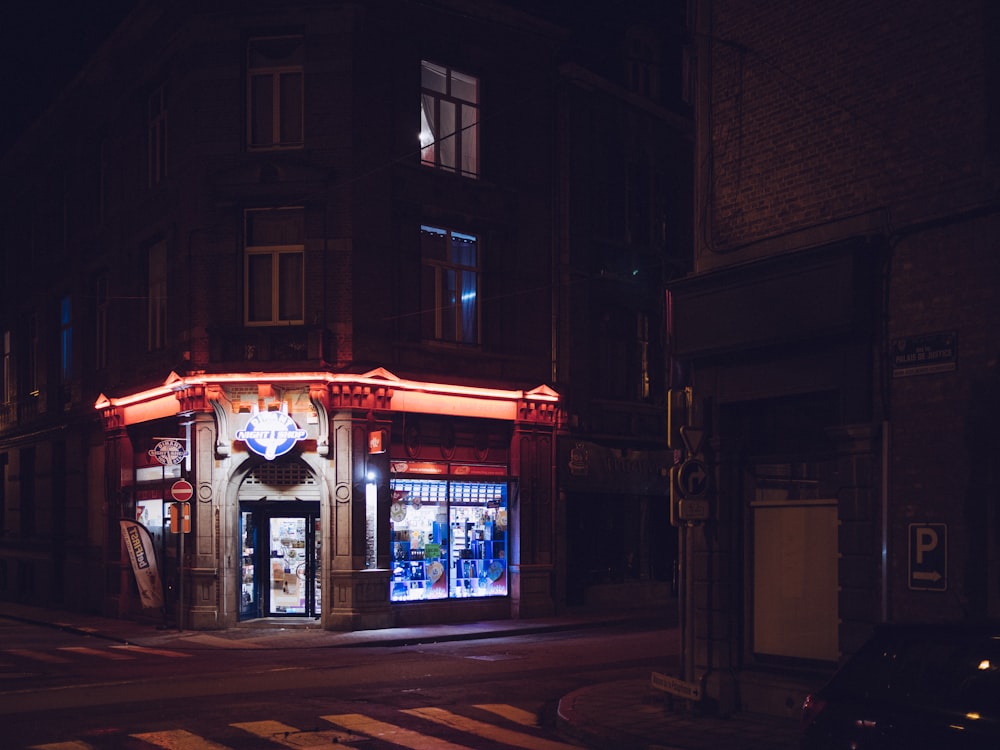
[474,704,540,727]
[131,729,232,750]
[58,646,136,661]
[322,713,474,750]
[6,648,73,664]
[232,719,357,749]
[28,742,94,750]
[110,644,192,658]
[404,707,582,750]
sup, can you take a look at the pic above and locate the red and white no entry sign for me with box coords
[171,479,194,502]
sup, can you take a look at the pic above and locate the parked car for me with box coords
[800,622,1000,749]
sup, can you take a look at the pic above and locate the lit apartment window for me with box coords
[245,208,304,325]
[148,85,167,186]
[420,61,479,178]
[148,241,166,351]
[25,314,37,397]
[248,36,304,149]
[636,311,650,400]
[420,225,479,344]
[59,295,72,384]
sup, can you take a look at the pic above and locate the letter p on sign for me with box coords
[914,526,938,563]
[909,523,947,591]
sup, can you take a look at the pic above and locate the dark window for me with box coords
[248,37,304,149]
[245,208,304,325]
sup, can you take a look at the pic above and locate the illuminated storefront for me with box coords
[96,368,558,630]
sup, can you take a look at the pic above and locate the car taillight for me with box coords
[801,693,827,730]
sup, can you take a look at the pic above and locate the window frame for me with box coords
[420,224,481,345]
[419,60,480,178]
[1,330,11,404]
[147,84,167,187]
[95,273,109,370]
[148,241,167,352]
[247,35,305,151]
[244,207,305,327]
[58,295,72,386]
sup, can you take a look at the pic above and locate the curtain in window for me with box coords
[420,94,436,165]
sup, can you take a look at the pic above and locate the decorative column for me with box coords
[176,385,227,629]
[324,382,393,630]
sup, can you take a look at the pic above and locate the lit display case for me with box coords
[389,476,507,602]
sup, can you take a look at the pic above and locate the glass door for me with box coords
[269,516,309,615]
[240,510,259,618]
[239,503,320,619]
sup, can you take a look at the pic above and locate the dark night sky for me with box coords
[0,1,681,158]
[0,1,136,157]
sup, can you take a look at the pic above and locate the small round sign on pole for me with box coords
[171,479,194,502]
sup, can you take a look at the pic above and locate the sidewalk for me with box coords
[0,601,802,750]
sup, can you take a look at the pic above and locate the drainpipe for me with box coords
[881,419,889,622]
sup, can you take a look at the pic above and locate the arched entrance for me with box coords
[237,458,322,619]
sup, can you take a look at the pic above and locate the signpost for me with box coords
[908,523,947,591]
[651,671,702,701]
[150,438,190,630]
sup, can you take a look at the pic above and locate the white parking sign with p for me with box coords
[908,523,947,591]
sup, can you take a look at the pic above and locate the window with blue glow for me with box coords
[420,225,479,345]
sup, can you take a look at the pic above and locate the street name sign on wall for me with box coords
[908,523,947,591]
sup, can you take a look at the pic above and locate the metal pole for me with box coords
[178,512,184,632]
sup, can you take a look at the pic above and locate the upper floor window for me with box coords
[626,27,660,101]
[248,36,304,150]
[420,61,479,178]
[245,208,304,326]
[25,314,37,397]
[420,225,479,344]
[58,295,72,385]
[2,331,11,404]
[147,85,167,186]
[148,241,167,351]
[95,273,109,370]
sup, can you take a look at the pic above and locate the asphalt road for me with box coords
[2,616,678,749]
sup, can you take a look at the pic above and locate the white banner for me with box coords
[119,519,164,609]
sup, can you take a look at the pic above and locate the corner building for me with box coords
[0,0,564,630]
[0,0,692,631]
[669,0,1000,717]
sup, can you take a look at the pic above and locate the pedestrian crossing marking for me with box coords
[322,713,474,750]
[58,646,136,661]
[6,648,73,664]
[110,644,192,658]
[232,719,356,749]
[131,729,232,750]
[475,703,540,727]
[404,707,582,750]
[31,704,575,750]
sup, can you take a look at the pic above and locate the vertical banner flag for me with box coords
[119,519,165,609]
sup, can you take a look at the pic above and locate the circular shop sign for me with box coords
[235,410,307,460]
[149,439,187,466]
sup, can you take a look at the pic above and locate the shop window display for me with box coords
[389,477,507,602]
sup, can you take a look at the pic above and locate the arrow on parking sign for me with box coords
[909,523,947,591]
